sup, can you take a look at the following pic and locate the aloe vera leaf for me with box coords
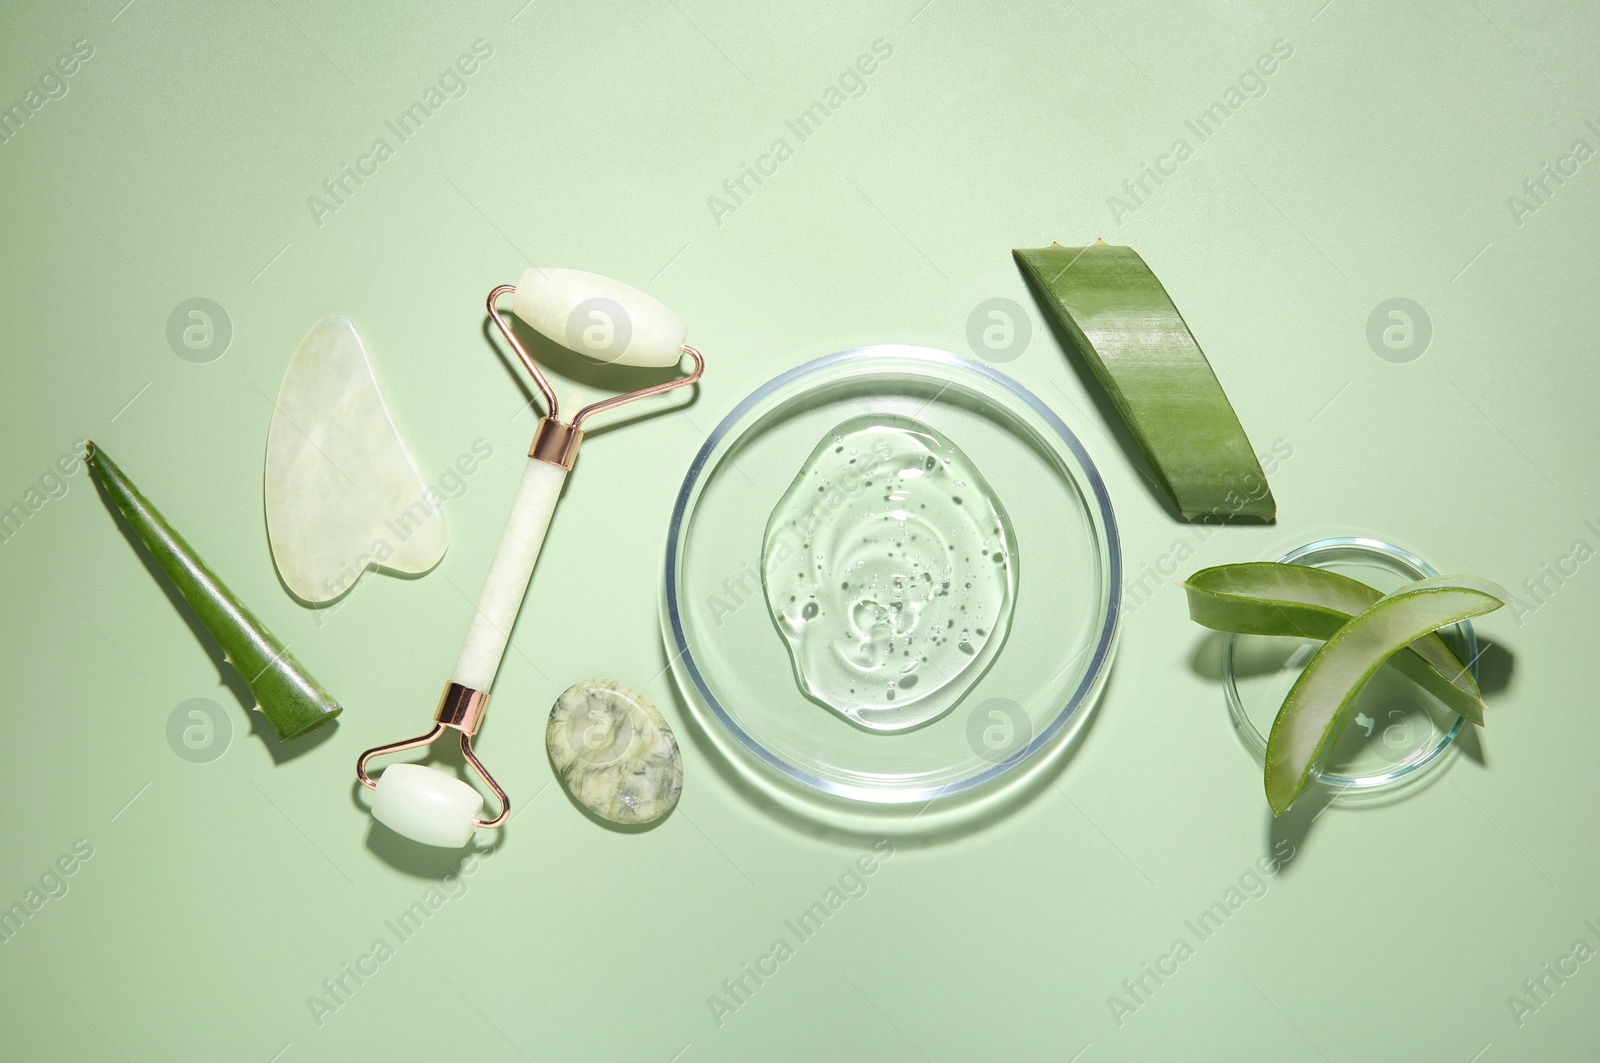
[1182,562,1484,726]
[86,442,342,741]
[1014,242,1274,522]
[1265,576,1507,814]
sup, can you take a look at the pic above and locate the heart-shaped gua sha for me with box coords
[265,315,447,603]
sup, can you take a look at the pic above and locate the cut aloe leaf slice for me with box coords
[1183,562,1485,726]
[1265,575,1507,814]
[265,315,448,604]
[1014,242,1274,522]
[87,442,342,741]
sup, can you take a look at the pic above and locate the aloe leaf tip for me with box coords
[87,442,343,743]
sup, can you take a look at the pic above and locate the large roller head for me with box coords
[511,267,687,368]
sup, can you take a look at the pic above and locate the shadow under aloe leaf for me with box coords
[1266,738,1467,864]
[1265,786,1330,872]
[91,467,336,763]
[1190,627,1327,684]
[1472,639,1514,695]
[1188,630,1237,681]
[247,705,338,765]
[1454,717,1486,766]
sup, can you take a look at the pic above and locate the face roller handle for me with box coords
[356,270,704,847]
[453,271,705,692]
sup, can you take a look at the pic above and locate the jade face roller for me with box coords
[356,269,704,847]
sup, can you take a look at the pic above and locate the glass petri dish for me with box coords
[1223,537,1476,798]
[662,346,1120,805]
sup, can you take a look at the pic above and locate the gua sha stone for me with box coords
[547,680,683,825]
[265,315,448,603]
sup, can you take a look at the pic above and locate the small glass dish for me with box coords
[662,346,1120,806]
[1223,537,1477,799]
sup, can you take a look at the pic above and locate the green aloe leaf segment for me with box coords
[1263,575,1506,814]
[86,442,342,741]
[1182,562,1485,725]
[1014,242,1275,522]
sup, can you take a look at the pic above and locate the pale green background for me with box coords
[2,1,1597,1060]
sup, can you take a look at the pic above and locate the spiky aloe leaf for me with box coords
[86,442,341,740]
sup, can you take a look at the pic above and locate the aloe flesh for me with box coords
[86,441,342,740]
[1264,576,1507,814]
[1014,242,1274,522]
[1182,562,1485,725]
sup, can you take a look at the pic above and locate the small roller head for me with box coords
[371,763,483,848]
[511,267,687,368]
